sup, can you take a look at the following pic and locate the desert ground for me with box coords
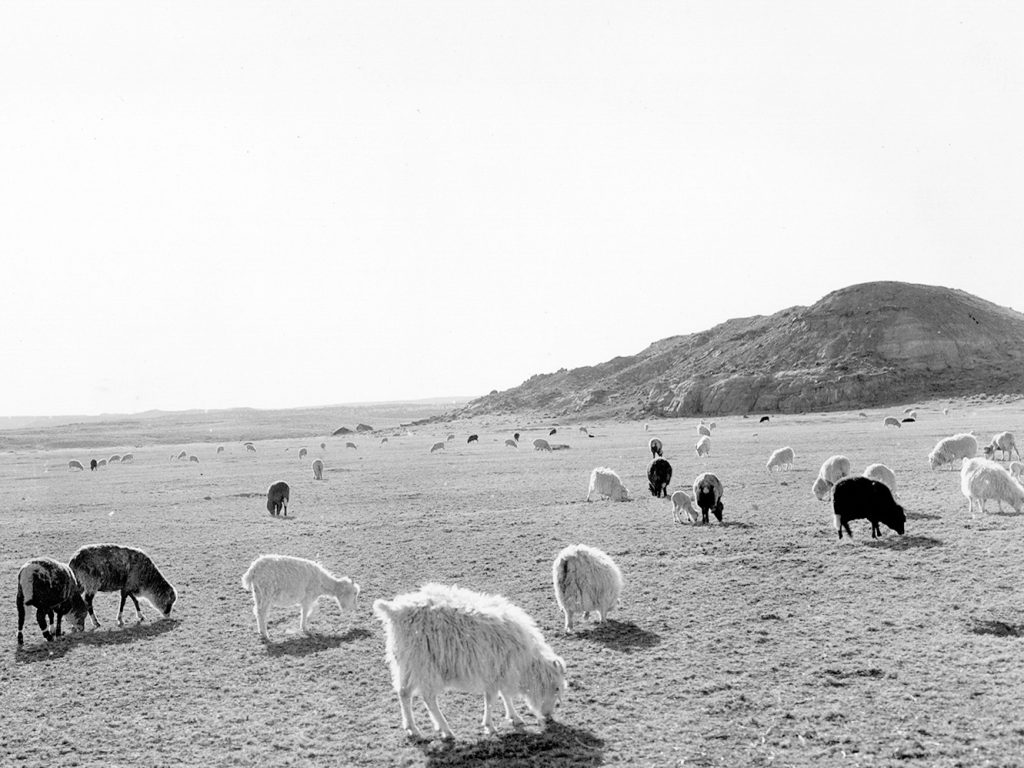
[3,397,1024,767]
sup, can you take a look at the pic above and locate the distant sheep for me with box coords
[16,558,88,645]
[89,459,98,471]
[903,407,915,414]
[69,544,176,627]
[693,472,724,524]
[97,459,107,468]
[909,410,918,420]
[217,446,225,454]
[550,444,571,451]
[447,433,455,442]
[759,416,770,423]
[372,583,565,739]
[833,476,905,540]
[983,432,1021,462]
[578,426,589,435]
[698,424,711,437]
[960,458,1024,514]
[533,438,552,452]
[709,422,717,430]
[552,544,623,632]
[246,444,257,453]
[189,455,199,463]
[345,441,357,450]
[504,439,518,448]
[943,408,950,416]
[649,437,663,458]
[312,459,324,480]
[695,435,711,457]
[1011,461,1024,480]
[928,433,978,470]
[883,417,901,429]
[380,437,389,445]
[586,467,630,502]
[430,441,445,453]
[320,442,326,450]
[647,458,672,498]
[177,450,188,460]
[298,448,308,459]
[812,455,851,501]
[670,491,699,524]
[241,554,359,641]
[549,428,557,436]
[863,463,897,496]
[68,460,85,471]
[108,455,121,464]
[120,454,133,464]
[467,434,479,444]
[513,432,521,442]
[766,447,795,473]
[266,481,290,517]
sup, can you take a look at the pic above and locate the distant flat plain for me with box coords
[2,396,1023,767]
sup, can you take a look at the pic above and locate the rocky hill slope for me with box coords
[459,282,1024,419]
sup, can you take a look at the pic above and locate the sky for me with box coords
[2,2,1023,417]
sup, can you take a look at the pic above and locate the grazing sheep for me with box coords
[943,408,950,416]
[177,450,188,460]
[189,455,199,463]
[909,410,918,419]
[69,544,177,627]
[120,454,134,464]
[108,455,121,464]
[97,459,107,468]
[299,448,308,459]
[883,417,901,428]
[68,460,84,471]
[766,447,795,473]
[644,424,650,431]
[863,463,897,496]
[698,424,712,437]
[217,446,225,454]
[89,459,98,471]
[759,416,770,423]
[241,554,359,641]
[533,438,552,452]
[266,481,290,517]
[960,458,1024,514]
[447,433,455,442]
[504,439,518,448]
[812,455,852,501]
[549,428,557,436]
[1010,461,1024,480]
[467,434,479,444]
[903,407,915,414]
[430,441,445,453]
[695,435,711,457]
[513,432,521,442]
[670,491,699,524]
[709,422,717,430]
[649,437,663,458]
[381,437,389,445]
[552,544,623,632]
[693,472,724,523]
[247,444,257,453]
[312,459,324,480]
[984,432,1021,462]
[833,476,905,540]
[586,468,630,502]
[928,433,978,470]
[320,442,327,450]
[372,583,566,739]
[16,558,89,645]
[345,441,357,450]
[647,458,672,498]
[578,426,589,435]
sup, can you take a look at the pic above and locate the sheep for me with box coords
[579,426,589,435]
[381,437,389,445]
[812,455,852,501]
[430,441,445,453]
[759,416,770,423]
[533,438,552,452]
[345,441,357,450]
[693,472,724,523]
[266,481,290,517]
[766,446,795,473]
[833,476,905,539]
[120,454,134,464]
[984,432,1021,462]
[644,424,650,431]
[189,455,199,463]
[68,460,84,471]
[960,458,1024,514]
[883,417,901,428]
[320,442,327,450]
[909,410,918,420]
[467,434,479,444]
[552,544,623,632]
[68,544,177,627]
[647,458,672,498]
[97,459,107,468]
[372,583,566,739]
[217,446,225,454]
[698,424,711,437]
[109,455,122,464]
[863,463,897,496]
[16,558,89,645]
[89,459,98,471]
[695,435,711,457]
[312,459,324,480]
[241,554,359,641]
[709,421,717,430]
[447,433,455,442]
[177,450,188,460]
[928,433,978,470]
[943,408,950,416]
[903,407,915,414]
[504,439,518,448]
[549,428,557,436]
[1011,461,1024,480]
[513,432,521,442]
[586,467,630,502]
[670,491,699,524]
[246,444,257,453]
[299,448,308,459]
[649,437,663,458]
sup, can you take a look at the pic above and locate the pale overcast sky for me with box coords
[2,2,1022,416]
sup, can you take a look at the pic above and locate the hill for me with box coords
[458,281,1024,419]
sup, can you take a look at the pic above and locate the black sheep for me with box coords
[647,458,672,498]
[467,434,479,444]
[16,558,88,645]
[832,475,906,540]
[694,472,724,523]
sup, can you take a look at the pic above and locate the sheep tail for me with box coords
[240,565,254,591]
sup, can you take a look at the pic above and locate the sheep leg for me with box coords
[36,608,53,642]
[116,591,129,626]
[299,600,317,634]
[481,689,499,734]
[499,692,525,725]
[84,593,101,628]
[55,611,63,637]
[563,609,574,633]
[844,521,854,539]
[397,684,422,739]
[16,588,25,645]
[422,695,453,740]
[254,601,270,640]
[596,609,606,623]
[127,592,145,622]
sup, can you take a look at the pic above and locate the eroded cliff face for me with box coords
[459,281,1024,418]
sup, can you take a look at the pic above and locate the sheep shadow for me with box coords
[969,619,1024,638]
[15,618,180,663]
[905,511,942,521]
[420,721,605,767]
[264,627,372,657]
[567,619,661,653]
[865,534,944,550]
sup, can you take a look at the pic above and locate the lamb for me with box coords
[647,458,672,498]
[298,448,308,459]
[533,438,552,452]
[983,432,1021,462]
[863,463,897,496]
[766,446,795,473]
[241,554,359,641]
[467,434,479,444]
[16,558,89,645]
[68,544,177,627]
[698,424,711,437]
[883,416,901,428]
[1011,461,1024,480]
[928,433,978,470]
[430,441,445,453]
[586,467,630,502]
[812,455,852,501]
[832,475,905,539]
[311,459,324,480]
[552,544,623,632]
[266,481,290,517]
[68,460,84,471]
[670,491,699,524]
[695,435,711,457]
[649,437,663,458]
[960,458,1024,514]
[372,583,566,739]
[693,472,724,523]
[504,439,518,448]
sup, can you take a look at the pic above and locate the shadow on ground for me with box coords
[568,619,661,652]
[905,511,942,521]
[15,618,181,663]
[866,535,944,550]
[420,721,605,767]
[264,627,372,657]
[969,619,1024,637]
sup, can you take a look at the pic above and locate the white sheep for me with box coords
[430,441,445,453]
[1010,461,1023,479]
[446,433,455,442]
[108,455,122,464]
[298,447,308,459]
[984,432,1021,462]
[345,441,357,450]
[217,446,225,454]
[709,421,717,430]
[189,455,199,463]
[120,454,134,464]
[812,455,852,501]
[504,438,518,448]
[883,417,901,429]
[579,426,589,435]
[311,459,324,480]
[766,446,795,473]
[928,433,978,470]
[96,459,107,468]
[670,490,699,524]
[586,468,630,502]
[552,544,623,632]
[960,457,1024,514]
[68,460,84,471]
[246,444,256,453]
[373,583,566,739]
[533,438,552,452]
[697,424,712,437]
[241,554,359,641]
[695,435,711,457]
[863,463,897,496]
